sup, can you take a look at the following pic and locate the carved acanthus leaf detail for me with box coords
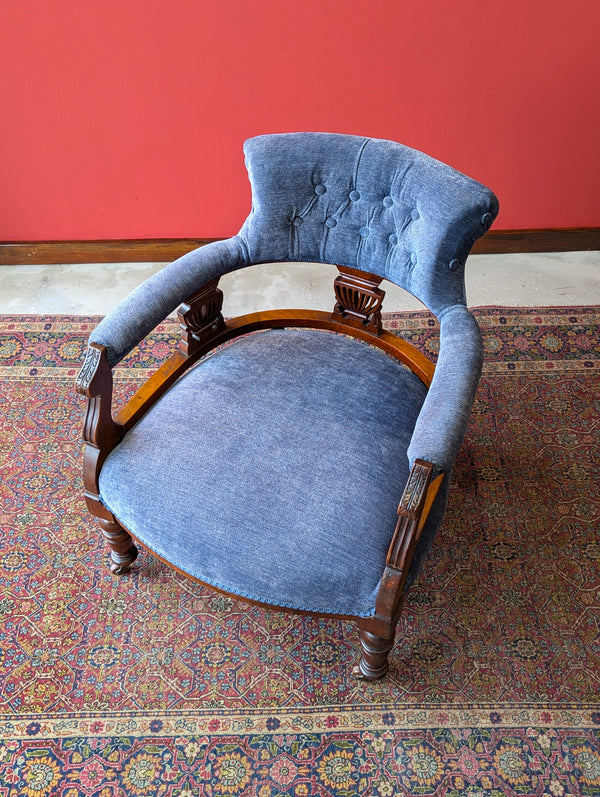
[386,460,434,572]
[76,346,102,394]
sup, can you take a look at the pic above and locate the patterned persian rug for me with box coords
[0,307,599,796]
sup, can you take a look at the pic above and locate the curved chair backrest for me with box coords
[239,133,499,317]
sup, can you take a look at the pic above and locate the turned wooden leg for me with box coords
[353,629,395,680]
[98,517,138,575]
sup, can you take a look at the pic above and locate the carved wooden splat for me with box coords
[332,265,385,334]
[177,277,225,355]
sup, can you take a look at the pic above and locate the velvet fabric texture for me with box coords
[90,133,498,367]
[240,134,498,317]
[87,132,498,613]
[99,330,430,616]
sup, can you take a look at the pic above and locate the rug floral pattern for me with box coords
[0,308,599,795]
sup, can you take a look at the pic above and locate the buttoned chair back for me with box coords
[240,133,496,317]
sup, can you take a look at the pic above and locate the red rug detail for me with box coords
[0,308,599,795]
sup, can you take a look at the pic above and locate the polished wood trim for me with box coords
[115,308,436,433]
[362,461,438,638]
[1,227,599,265]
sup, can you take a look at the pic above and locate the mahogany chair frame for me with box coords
[76,265,444,679]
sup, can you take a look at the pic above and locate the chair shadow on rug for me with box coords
[76,133,498,679]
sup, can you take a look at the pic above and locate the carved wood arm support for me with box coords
[75,277,225,514]
[387,459,438,571]
[76,343,122,449]
[367,460,445,638]
[177,277,225,355]
[76,343,123,511]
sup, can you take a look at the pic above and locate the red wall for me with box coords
[1,0,599,240]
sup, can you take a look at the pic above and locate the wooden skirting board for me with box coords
[0,228,599,265]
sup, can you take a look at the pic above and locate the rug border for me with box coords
[2,703,599,742]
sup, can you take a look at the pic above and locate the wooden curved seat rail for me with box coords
[76,265,443,679]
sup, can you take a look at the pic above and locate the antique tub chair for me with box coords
[76,133,498,679]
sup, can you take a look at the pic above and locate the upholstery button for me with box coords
[449,258,462,271]
[411,208,420,221]
[383,196,394,208]
[315,184,327,196]
[349,190,361,202]
[410,252,417,265]
[389,233,398,246]
[481,212,492,225]
[292,217,303,227]
[359,227,370,238]
[325,217,337,228]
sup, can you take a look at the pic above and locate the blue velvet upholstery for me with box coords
[90,133,498,367]
[99,330,430,616]
[86,132,498,619]
[240,134,497,317]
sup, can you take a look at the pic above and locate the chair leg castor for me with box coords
[98,518,139,575]
[353,629,395,680]
[109,546,139,575]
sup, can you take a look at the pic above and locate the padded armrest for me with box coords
[407,305,483,474]
[89,237,247,367]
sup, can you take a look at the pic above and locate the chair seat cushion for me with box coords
[99,329,429,616]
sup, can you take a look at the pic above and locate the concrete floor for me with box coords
[0,251,598,315]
